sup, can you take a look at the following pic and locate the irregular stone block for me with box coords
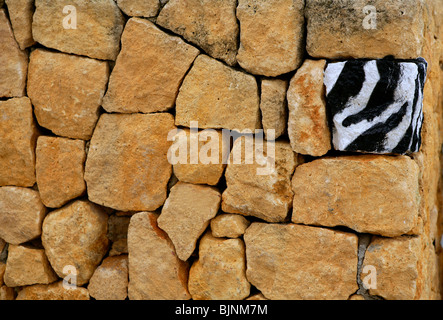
[324,58,427,154]
[16,281,90,300]
[210,214,250,239]
[5,0,35,49]
[116,0,160,17]
[260,79,288,140]
[88,255,128,300]
[102,18,200,114]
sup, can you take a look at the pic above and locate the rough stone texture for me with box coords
[222,137,299,222]
[306,0,426,59]
[260,79,288,140]
[157,0,238,66]
[292,155,420,237]
[32,0,125,60]
[0,97,38,187]
[102,18,200,114]
[158,182,221,261]
[42,200,109,286]
[175,54,261,131]
[210,214,250,238]
[287,59,331,157]
[0,187,47,245]
[85,113,176,212]
[0,9,27,98]
[116,0,160,17]
[16,281,90,300]
[27,49,109,140]
[188,232,250,300]
[244,223,359,299]
[236,0,305,77]
[127,212,191,300]
[0,286,15,300]
[0,262,5,285]
[88,255,128,300]
[107,214,130,256]
[4,245,58,287]
[36,136,86,208]
[5,0,35,49]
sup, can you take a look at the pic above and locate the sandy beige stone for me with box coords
[0,97,38,187]
[16,281,90,300]
[305,0,426,59]
[42,200,109,286]
[188,232,250,300]
[107,214,130,256]
[260,79,288,140]
[157,0,238,66]
[103,18,200,114]
[36,136,86,208]
[117,0,160,17]
[287,59,331,157]
[244,223,359,299]
[292,155,420,237]
[32,0,124,60]
[0,286,15,300]
[236,0,304,77]
[4,245,58,287]
[158,182,221,261]
[27,49,109,140]
[88,255,128,300]
[5,0,35,49]
[85,113,176,211]
[128,212,191,300]
[0,187,46,245]
[210,214,250,238]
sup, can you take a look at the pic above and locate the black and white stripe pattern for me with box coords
[324,58,427,154]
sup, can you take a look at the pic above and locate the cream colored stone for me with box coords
[102,18,200,114]
[5,0,35,49]
[158,182,221,261]
[117,0,160,17]
[88,255,128,300]
[244,223,359,299]
[210,214,250,238]
[175,54,261,131]
[188,232,250,300]
[27,49,109,140]
[292,155,420,237]
[85,113,176,211]
[260,79,288,140]
[128,212,191,300]
[287,59,331,157]
[236,0,304,77]
[16,281,90,300]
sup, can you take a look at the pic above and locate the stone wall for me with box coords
[0,0,442,300]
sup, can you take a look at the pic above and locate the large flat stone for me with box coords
[5,0,35,49]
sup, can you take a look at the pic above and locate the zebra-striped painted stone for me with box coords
[324,58,427,154]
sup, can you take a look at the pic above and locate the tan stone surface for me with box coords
[116,0,160,17]
[260,79,288,140]
[16,281,90,300]
[175,54,261,131]
[127,212,191,300]
[42,200,109,286]
[0,286,15,300]
[305,0,425,59]
[210,214,250,238]
[88,255,128,300]
[0,97,38,187]
[236,0,304,77]
[27,49,109,140]
[287,59,331,157]
[32,0,124,60]
[5,0,35,49]
[188,232,250,300]
[292,155,420,237]
[222,137,299,222]
[36,136,86,208]
[102,18,200,114]
[4,245,58,287]
[157,0,238,66]
[107,214,130,256]
[85,113,176,211]
[0,262,5,286]
[0,9,27,98]
[244,223,359,299]
[158,182,221,261]
[0,187,46,245]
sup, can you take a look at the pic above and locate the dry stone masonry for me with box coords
[0,0,442,301]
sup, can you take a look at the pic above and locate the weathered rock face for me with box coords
[244,223,359,299]
[188,232,250,300]
[158,182,221,261]
[288,59,331,157]
[102,18,200,114]
[292,155,420,237]
[127,212,191,300]
[210,214,251,239]
[88,255,128,300]
[5,0,35,49]
[260,79,288,140]
[0,97,38,187]
[157,0,238,66]
[16,281,90,300]
[41,200,109,286]
[306,0,426,59]
[175,54,261,131]
[116,0,160,17]
[32,0,125,60]
[85,113,175,212]
[27,49,109,140]
[236,0,305,77]
[0,187,47,245]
